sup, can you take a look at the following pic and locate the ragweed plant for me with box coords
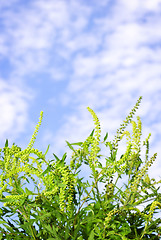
[0,96,161,240]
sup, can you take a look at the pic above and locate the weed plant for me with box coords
[0,96,161,239]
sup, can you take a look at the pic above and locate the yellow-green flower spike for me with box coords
[87,107,101,170]
[113,96,142,149]
[27,111,43,149]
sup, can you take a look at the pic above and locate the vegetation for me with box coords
[0,96,161,239]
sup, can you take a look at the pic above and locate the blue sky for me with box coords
[0,0,161,183]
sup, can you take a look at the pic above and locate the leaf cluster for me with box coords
[0,97,161,239]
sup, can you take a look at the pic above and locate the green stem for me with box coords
[73,168,105,229]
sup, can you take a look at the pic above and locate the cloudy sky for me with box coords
[0,0,161,183]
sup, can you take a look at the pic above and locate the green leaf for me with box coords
[66,141,76,152]
[69,142,83,146]
[14,180,25,194]
[19,175,30,184]
[62,152,67,161]
[45,144,50,156]
[88,229,95,240]
[77,237,83,240]
[0,220,7,224]
[25,187,34,195]
[44,224,61,239]
[90,129,95,136]
[5,139,9,147]
[97,162,102,168]
[53,153,60,161]
[39,165,51,177]
[103,132,108,142]
[58,183,66,188]
[47,238,57,240]
[0,197,15,203]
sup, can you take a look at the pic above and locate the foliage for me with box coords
[0,96,161,239]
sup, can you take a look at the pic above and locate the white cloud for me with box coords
[118,0,161,13]
[143,0,161,10]
[0,0,92,78]
[65,33,100,54]
[0,79,33,145]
